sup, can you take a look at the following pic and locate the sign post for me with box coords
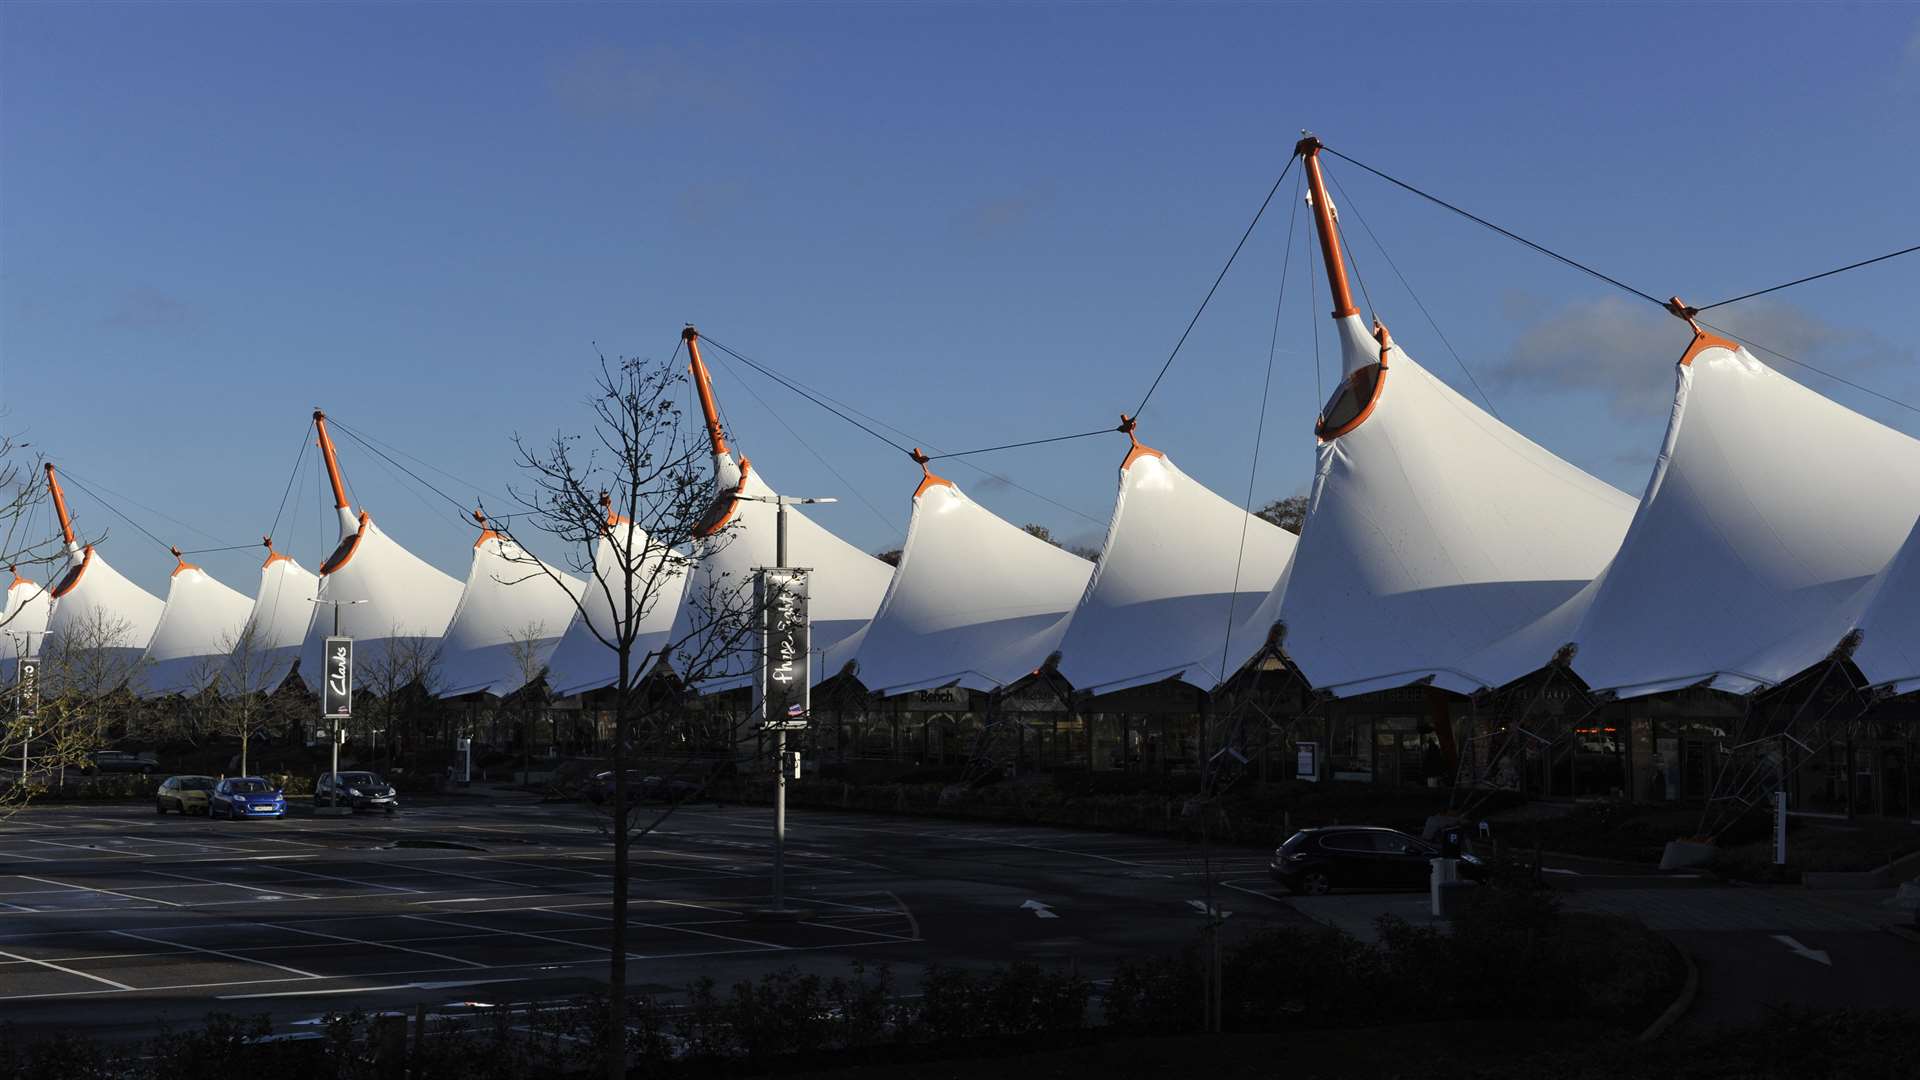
[754,566,810,916]
[320,636,353,817]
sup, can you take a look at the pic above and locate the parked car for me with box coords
[588,770,702,805]
[314,771,399,813]
[210,777,287,820]
[83,749,159,775]
[1269,826,1486,895]
[155,775,216,815]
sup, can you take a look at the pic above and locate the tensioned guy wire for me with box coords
[1695,244,1920,312]
[1133,151,1300,420]
[1698,319,1920,418]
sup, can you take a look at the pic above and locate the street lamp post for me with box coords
[737,493,834,917]
[310,597,367,815]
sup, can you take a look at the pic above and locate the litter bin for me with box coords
[1430,857,1469,918]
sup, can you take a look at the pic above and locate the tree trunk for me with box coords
[240,727,249,778]
[607,653,630,1080]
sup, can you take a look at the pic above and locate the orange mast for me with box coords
[44,463,77,549]
[682,326,731,459]
[1295,135,1360,320]
[312,410,363,537]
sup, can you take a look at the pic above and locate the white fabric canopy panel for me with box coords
[2,569,53,683]
[1567,330,1920,698]
[296,509,464,690]
[1262,315,1637,697]
[42,542,165,684]
[236,545,320,694]
[137,557,254,698]
[835,460,1095,694]
[1052,425,1296,696]
[294,415,463,691]
[543,510,689,698]
[1851,514,1920,695]
[669,455,894,691]
[437,517,587,697]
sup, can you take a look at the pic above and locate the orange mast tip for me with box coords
[312,409,351,511]
[1298,137,1360,320]
[909,448,952,497]
[683,327,731,458]
[44,463,77,547]
[1116,414,1163,470]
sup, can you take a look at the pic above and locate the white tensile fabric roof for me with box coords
[1260,314,1638,697]
[1851,514,1920,695]
[44,542,165,679]
[834,464,1095,695]
[138,559,254,697]
[238,547,320,693]
[296,507,464,690]
[542,513,689,697]
[438,523,587,697]
[1052,430,1296,695]
[669,454,894,691]
[1567,332,1920,698]
[2,569,53,681]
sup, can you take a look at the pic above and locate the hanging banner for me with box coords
[322,637,353,720]
[17,659,38,720]
[755,568,810,731]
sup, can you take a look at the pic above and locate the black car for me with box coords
[84,749,159,775]
[588,770,701,805]
[1269,826,1485,895]
[314,770,400,813]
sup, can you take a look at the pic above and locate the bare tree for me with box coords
[1256,494,1310,535]
[200,621,286,777]
[490,349,756,1080]
[505,621,550,785]
[357,626,445,775]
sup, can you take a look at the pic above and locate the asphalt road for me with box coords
[0,794,1311,1040]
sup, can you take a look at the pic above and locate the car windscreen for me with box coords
[340,773,380,785]
[227,779,274,794]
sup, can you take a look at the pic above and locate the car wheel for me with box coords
[1293,870,1332,896]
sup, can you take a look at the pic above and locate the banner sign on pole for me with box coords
[17,659,39,720]
[754,568,810,731]
[322,637,353,720]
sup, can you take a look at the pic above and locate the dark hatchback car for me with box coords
[314,771,400,813]
[588,770,702,805]
[1270,826,1485,895]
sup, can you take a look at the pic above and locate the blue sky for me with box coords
[3,1,1917,592]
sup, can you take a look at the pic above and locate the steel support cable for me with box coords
[59,465,236,548]
[922,428,1114,461]
[1215,170,1301,687]
[327,419,494,525]
[1134,151,1299,420]
[1696,320,1920,417]
[1326,167,1501,418]
[1320,145,1668,309]
[697,335,914,456]
[328,416,513,515]
[698,333,1107,526]
[54,471,175,555]
[1696,244,1920,313]
[267,419,314,546]
[700,345,903,539]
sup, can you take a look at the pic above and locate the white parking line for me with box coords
[269,865,420,894]
[539,906,788,950]
[265,922,490,970]
[0,946,135,991]
[112,929,321,980]
[143,870,317,899]
[24,838,154,858]
[401,914,640,959]
[0,849,53,861]
[17,875,185,908]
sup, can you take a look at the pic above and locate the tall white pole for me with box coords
[772,497,788,913]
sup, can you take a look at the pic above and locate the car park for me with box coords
[1269,826,1485,895]
[210,777,287,819]
[83,749,159,775]
[314,771,400,813]
[155,775,216,815]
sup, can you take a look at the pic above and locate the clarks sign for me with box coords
[755,569,810,731]
[322,636,353,720]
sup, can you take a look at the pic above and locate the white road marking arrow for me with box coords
[1770,934,1832,966]
[1187,900,1233,919]
[1021,899,1059,919]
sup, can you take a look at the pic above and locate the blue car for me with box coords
[211,777,287,820]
